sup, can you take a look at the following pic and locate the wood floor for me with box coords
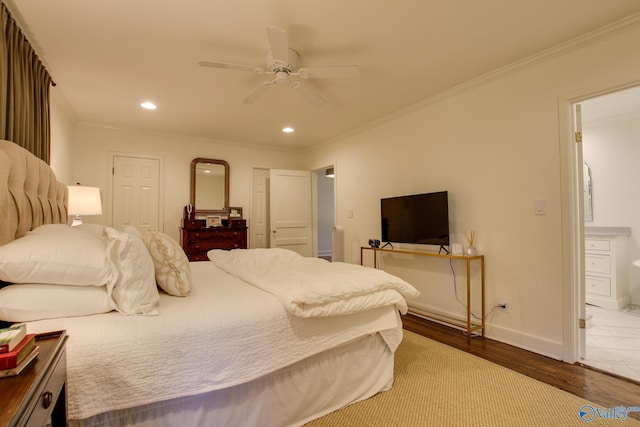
[402,312,640,422]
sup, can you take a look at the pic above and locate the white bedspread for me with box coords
[25,261,403,421]
[208,248,421,317]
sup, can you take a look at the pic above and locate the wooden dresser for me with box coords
[181,220,248,261]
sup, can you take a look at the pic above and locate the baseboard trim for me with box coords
[408,303,564,360]
[484,324,564,361]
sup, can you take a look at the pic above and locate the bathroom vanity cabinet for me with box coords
[584,227,631,310]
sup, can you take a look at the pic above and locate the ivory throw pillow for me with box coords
[105,227,159,315]
[143,231,192,297]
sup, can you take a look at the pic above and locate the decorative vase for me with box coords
[466,247,476,256]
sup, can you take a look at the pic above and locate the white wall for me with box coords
[583,112,640,304]
[70,124,305,242]
[305,25,640,358]
[49,91,76,183]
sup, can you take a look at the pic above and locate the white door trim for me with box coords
[107,152,164,232]
[559,73,640,363]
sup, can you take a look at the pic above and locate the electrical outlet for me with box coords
[496,296,509,312]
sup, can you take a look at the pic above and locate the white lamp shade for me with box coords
[67,185,102,216]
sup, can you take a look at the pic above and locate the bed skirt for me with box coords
[70,332,394,427]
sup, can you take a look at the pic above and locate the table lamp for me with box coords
[67,184,102,226]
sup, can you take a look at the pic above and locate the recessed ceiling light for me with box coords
[141,101,157,110]
[282,126,294,133]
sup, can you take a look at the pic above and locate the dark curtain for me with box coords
[0,2,53,163]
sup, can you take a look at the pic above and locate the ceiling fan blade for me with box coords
[266,27,289,65]
[198,60,263,74]
[296,65,360,79]
[243,81,275,104]
[290,81,326,107]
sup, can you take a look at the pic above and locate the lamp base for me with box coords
[71,216,83,227]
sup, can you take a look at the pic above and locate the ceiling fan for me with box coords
[198,27,360,107]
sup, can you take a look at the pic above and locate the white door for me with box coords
[112,155,161,233]
[269,169,312,256]
[251,168,270,248]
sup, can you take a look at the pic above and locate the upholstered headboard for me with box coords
[0,140,68,245]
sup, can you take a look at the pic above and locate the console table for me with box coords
[361,246,485,344]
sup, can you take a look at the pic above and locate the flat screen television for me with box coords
[381,191,449,248]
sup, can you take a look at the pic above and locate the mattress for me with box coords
[25,261,403,421]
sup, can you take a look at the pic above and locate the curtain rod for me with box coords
[2,2,56,87]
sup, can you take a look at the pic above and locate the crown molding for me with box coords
[308,12,640,153]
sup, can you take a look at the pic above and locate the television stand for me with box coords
[360,246,485,344]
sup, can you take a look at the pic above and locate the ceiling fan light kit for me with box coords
[199,26,360,107]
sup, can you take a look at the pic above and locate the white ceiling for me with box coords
[581,85,640,123]
[6,1,640,150]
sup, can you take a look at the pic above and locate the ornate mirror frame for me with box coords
[190,158,229,216]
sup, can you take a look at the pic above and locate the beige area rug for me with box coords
[305,330,640,427]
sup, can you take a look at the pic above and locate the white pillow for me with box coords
[143,231,192,297]
[123,225,143,239]
[74,223,107,240]
[0,283,113,322]
[0,224,112,286]
[105,227,159,315]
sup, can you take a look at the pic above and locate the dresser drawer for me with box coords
[586,276,611,297]
[188,238,245,253]
[585,239,610,252]
[189,229,226,242]
[585,254,610,274]
[182,226,248,261]
[189,253,210,262]
[189,229,245,242]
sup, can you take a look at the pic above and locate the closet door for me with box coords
[111,155,161,233]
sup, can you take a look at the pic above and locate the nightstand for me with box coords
[0,330,68,427]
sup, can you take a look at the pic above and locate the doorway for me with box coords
[250,165,336,259]
[578,86,640,381]
[560,82,640,380]
[315,167,335,261]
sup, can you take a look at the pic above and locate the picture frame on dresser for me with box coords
[206,216,222,228]
[229,207,243,218]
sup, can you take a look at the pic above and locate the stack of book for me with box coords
[0,324,39,378]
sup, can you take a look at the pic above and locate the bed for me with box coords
[0,140,420,427]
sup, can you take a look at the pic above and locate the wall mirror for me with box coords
[584,162,593,222]
[190,158,229,216]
